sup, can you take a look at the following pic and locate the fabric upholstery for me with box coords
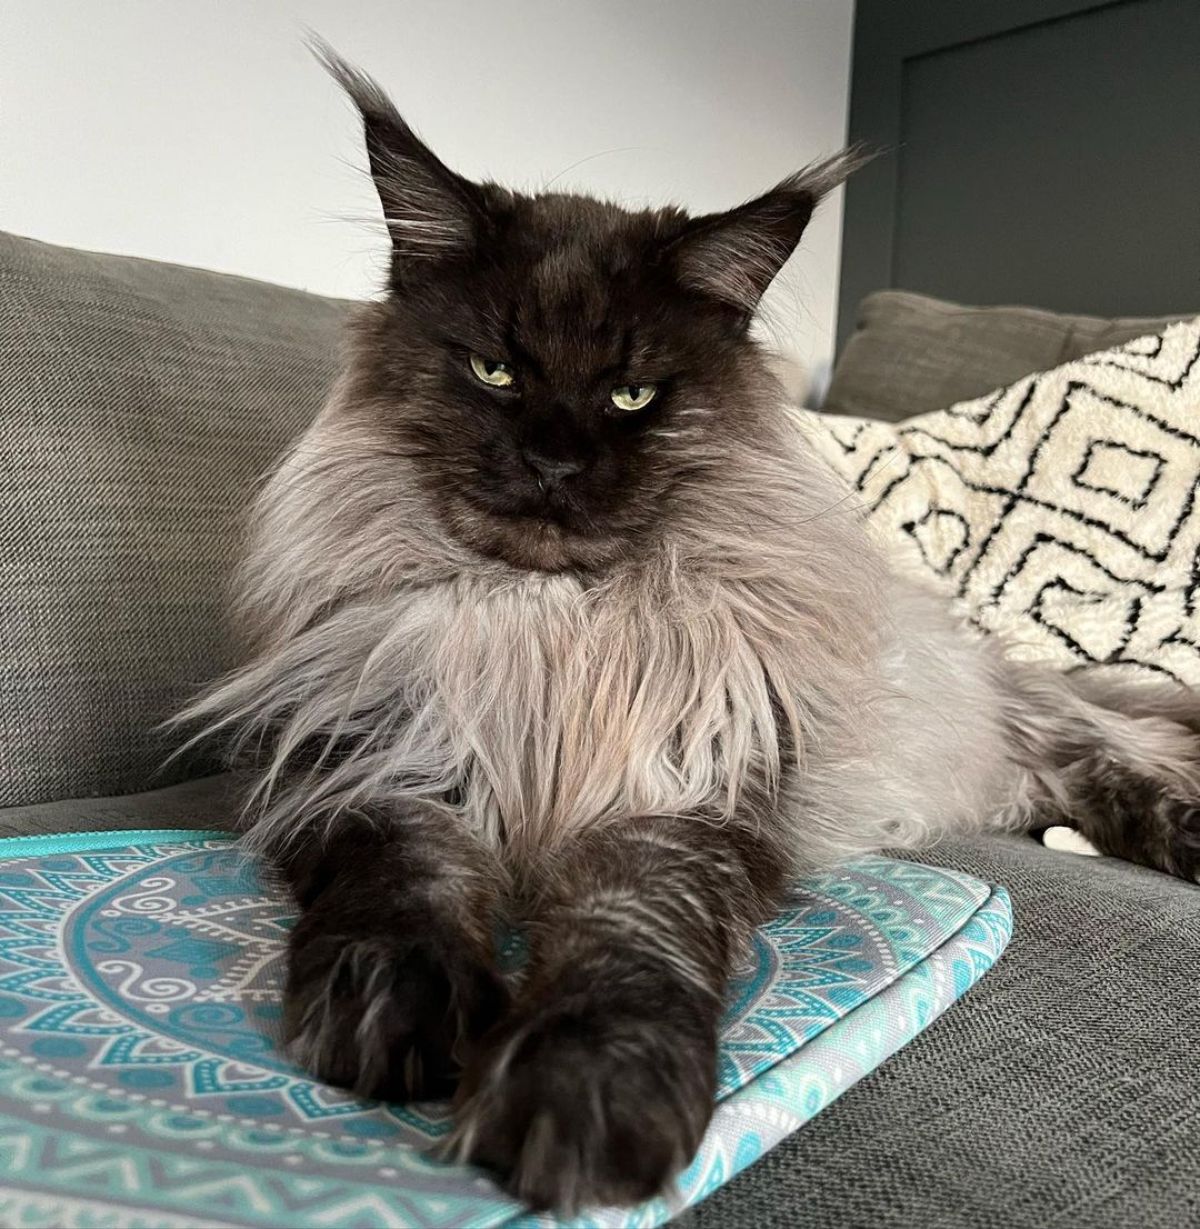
[0,230,347,807]
[688,833,1200,1229]
[813,320,1200,689]
[0,773,240,839]
[824,290,1192,422]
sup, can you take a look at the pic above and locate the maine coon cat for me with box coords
[184,52,1200,1213]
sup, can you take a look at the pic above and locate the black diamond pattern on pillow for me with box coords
[815,319,1200,687]
[1072,441,1165,509]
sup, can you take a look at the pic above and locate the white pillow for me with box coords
[811,318,1200,689]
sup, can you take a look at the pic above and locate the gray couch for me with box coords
[2,230,1196,1227]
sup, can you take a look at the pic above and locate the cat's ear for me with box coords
[315,43,488,264]
[669,148,872,315]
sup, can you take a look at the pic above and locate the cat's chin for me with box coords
[452,507,629,574]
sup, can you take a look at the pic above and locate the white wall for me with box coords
[2,1,853,376]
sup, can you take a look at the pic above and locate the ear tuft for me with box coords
[309,36,406,131]
[672,145,876,314]
[781,144,877,202]
[309,37,485,267]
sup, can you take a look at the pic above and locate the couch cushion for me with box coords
[824,289,1191,422]
[691,833,1200,1229]
[0,231,347,807]
[0,773,240,839]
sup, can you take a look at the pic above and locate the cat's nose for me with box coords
[522,449,587,485]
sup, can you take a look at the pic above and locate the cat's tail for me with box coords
[997,660,1200,881]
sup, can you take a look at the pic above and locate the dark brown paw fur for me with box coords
[1070,753,1200,882]
[283,920,507,1101]
[453,995,716,1213]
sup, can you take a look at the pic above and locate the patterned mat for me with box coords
[0,831,1011,1228]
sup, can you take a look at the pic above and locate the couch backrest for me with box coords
[824,290,1192,422]
[0,230,347,807]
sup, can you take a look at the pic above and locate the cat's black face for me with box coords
[365,194,761,570]
[330,53,856,571]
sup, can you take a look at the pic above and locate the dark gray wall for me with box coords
[838,0,1200,348]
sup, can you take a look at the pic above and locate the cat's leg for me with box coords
[452,811,788,1212]
[856,575,1200,880]
[272,808,509,1101]
[998,662,1200,881]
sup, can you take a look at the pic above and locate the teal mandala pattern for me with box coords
[0,832,1011,1228]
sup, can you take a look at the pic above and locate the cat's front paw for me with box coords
[283,924,507,1101]
[453,1001,716,1212]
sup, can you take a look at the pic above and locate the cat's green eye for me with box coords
[610,383,658,412]
[470,354,515,388]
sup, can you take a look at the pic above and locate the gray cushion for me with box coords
[0,773,240,839]
[2,793,1191,1228]
[688,835,1200,1229]
[824,290,1192,421]
[0,230,347,807]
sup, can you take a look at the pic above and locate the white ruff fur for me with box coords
[185,378,1024,873]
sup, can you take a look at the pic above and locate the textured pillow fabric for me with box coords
[0,231,347,807]
[812,319,1200,688]
[824,290,1192,422]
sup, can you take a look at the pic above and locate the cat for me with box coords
[181,50,1200,1214]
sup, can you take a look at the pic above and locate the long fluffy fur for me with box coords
[173,79,1200,1211]
[184,341,980,866]
[183,330,1200,888]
